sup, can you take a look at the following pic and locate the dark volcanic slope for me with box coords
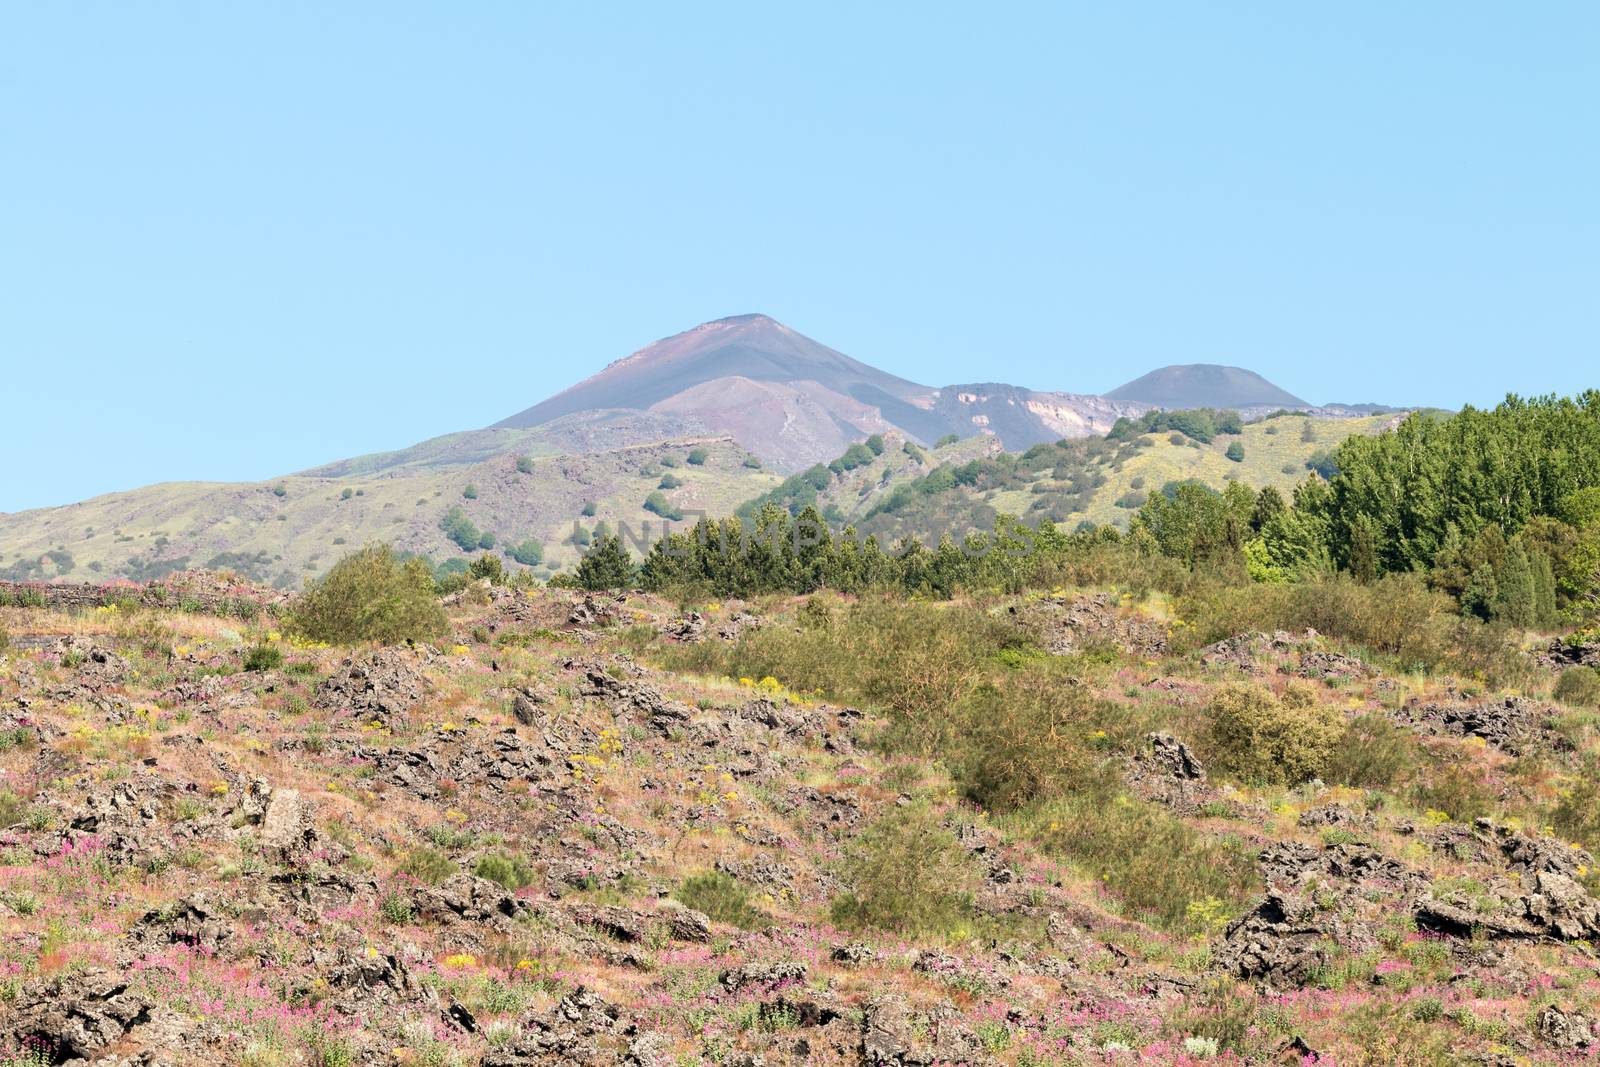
[494,314,933,429]
[1106,363,1308,409]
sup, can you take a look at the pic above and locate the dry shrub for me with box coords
[1554,666,1600,709]
[1179,574,1522,680]
[1325,713,1423,789]
[1207,682,1343,786]
[661,596,1016,753]
[952,678,1102,811]
[1032,781,1260,934]
[830,802,980,937]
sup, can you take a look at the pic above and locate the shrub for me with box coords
[379,892,415,923]
[515,455,534,474]
[440,507,482,552]
[1033,783,1260,933]
[1554,666,1600,708]
[474,852,534,891]
[507,539,543,566]
[287,544,447,645]
[1207,682,1343,786]
[1325,714,1420,789]
[1179,574,1518,679]
[658,474,683,490]
[242,644,283,672]
[1410,759,1495,824]
[742,455,763,469]
[831,803,979,936]
[575,535,634,591]
[581,501,598,517]
[675,870,763,928]
[952,679,1099,811]
[399,846,456,885]
[687,447,709,465]
[1552,760,1600,850]
[1225,442,1245,463]
[467,553,506,585]
[936,433,960,448]
[462,484,479,500]
[643,491,683,520]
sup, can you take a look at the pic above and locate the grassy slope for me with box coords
[1008,413,1393,529]
[815,415,1394,540]
[0,438,779,587]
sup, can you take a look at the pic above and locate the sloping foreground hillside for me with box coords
[1,581,1599,1064]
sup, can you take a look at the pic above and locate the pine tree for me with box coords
[575,534,634,591]
[1461,563,1498,622]
[1532,550,1558,627]
[1349,519,1378,585]
[1494,541,1536,628]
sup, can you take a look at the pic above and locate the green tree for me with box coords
[467,553,506,585]
[644,491,683,521]
[575,534,634,590]
[507,539,543,566]
[1494,540,1536,627]
[288,543,447,645]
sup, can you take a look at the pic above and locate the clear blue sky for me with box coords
[4,3,1596,511]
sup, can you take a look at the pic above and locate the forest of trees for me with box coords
[560,393,1600,630]
[1135,393,1600,624]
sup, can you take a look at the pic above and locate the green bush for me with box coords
[462,484,479,500]
[1032,785,1259,933]
[467,553,506,585]
[507,539,544,566]
[675,870,763,928]
[399,846,456,885]
[1554,666,1600,708]
[658,474,683,490]
[474,852,534,891]
[1225,442,1245,463]
[575,535,634,591]
[440,507,482,552]
[515,456,534,474]
[1207,682,1343,786]
[242,644,283,672]
[379,892,415,923]
[643,491,683,521]
[686,447,709,465]
[287,544,447,645]
[831,803,979,937]
[1325,713,1421,789]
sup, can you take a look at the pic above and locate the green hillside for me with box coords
[0,437,778,587]
[739,413,1397,544]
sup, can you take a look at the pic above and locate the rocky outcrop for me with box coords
[313,649,431,726]
[1012,592,1169,659]
[0,969,152,1061]
[1392,694,1564,755]
[1125,732,1214,813]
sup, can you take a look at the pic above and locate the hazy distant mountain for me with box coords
[1106,364,1308,410]
[493,314,1139,470]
